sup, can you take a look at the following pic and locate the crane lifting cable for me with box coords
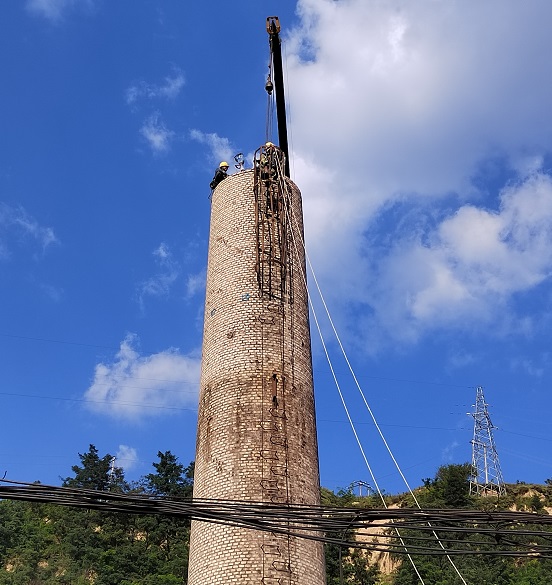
[265,57,275,143]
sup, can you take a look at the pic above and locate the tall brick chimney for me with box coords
[187,148,326,584]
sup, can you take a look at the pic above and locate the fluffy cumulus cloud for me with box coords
[284,0,552,346]
[26,0,93,22]
[367,172,552,338]
[84,334,201,420]
[0,203,58,260]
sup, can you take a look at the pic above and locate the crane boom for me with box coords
[266,16,290,178]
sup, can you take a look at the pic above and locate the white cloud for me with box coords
[153,242,170,261]
[289,0,552,198]
[138,270,177,299]
[360,172,552,342]
[26,0,93,22]
[39,283,64,302]
[116,445,139,471]
[441,441,459,463]
[136,242,207,308]
[136,242,180,310]
[84,334,201,421]
[283,0,552,345]
[126,70,185,105]
[0,203,59,259]
[140,112,174,154]
[186,269,206,299]
[510,352,550,379]
[446,350,477,371]
[190,129,235,169]
[158,74,185,100]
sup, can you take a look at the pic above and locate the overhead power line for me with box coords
[1,480,551,558]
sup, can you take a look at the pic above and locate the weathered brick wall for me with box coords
[187,169,326,584]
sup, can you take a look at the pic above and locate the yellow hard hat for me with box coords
[219,161,229,168]
[265,142,274,147]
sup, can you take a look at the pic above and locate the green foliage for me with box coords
[348,549,380,585]
[392,553,518,585]
[324,541,380,585]
[514,559,552,585]
[321,488,381,585]
[392,464,552,585]
[62,444,127,492]
[143,451,194,498]
[3,457,552,584]
[418,462,473,508]
[530,493,546,513]
[0,446,193,584]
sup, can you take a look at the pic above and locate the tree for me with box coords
[321,487,380,585]
[530,493,545,513]
[348,549,380,584]
[431,463,472,508]
[62,444,127,492]
[0,449,197,584]
[144,451,194,498]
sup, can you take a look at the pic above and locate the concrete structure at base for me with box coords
[187,146,326,585]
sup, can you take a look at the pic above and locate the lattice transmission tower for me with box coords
[469,386,506,496]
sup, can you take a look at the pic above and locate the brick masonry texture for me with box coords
[187,169,326,585]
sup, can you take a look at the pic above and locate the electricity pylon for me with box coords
[469,386,506,496]
[349,480,372,497]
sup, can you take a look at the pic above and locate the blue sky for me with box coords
[2,0,552,496]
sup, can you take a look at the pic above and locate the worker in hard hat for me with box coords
[210,161,229,190]
[260,142,279,183]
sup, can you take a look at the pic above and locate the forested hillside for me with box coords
[0,446,193,585]
[1,447,551,584]
[325,464,552,585]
